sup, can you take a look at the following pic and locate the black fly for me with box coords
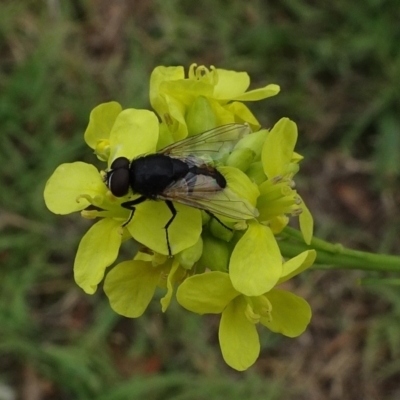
[105,123,258,255]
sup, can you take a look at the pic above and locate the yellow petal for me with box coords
[185,96,217,135]
[225,102,260,130]
[299,196,314,244]
[208,98,236,126]
[176,272,239,314]
[230,221,282,296]
[219,296,260,371]
[279,250,316,284]
[219,166,260,207]
[156,122,175,150]
[212,69,250,100]
[261,289,312,337]
[44,162,104,215]
[104,261,161,318]
[292,151,304,163]
[127,201,202,256]
[232,84,280,101]
[149,67,190,140]
[104,260,161,317]
[149,66,184,116]
[74,218,122,294]
[269,215,289,234]
[108,109,159,165]
[163,94,189,141]
[160,259,184,312]
[262,118,298,179]
[84,101,122,149]
[161,79,213,103]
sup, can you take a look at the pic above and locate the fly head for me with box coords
[106,157,131,197]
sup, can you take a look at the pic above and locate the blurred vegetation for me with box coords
[0,0,399,399]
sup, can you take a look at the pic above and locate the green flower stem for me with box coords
[360,278,400,286]
[279,226,400,272]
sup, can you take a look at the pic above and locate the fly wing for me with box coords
[160,124,252,163]
[158,173,258,220]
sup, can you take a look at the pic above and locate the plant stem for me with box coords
[279,226,400,272]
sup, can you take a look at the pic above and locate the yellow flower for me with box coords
[150,64,280,141]
[177,250,316,371]
[44,63,317,373]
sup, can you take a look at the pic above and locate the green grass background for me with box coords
[1,1,400,399]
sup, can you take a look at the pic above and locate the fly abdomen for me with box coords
[189,165,227,189]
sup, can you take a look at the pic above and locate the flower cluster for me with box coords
[44,64,315,370]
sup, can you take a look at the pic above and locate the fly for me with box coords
[105,123,258,255]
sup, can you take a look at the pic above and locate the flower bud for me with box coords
[176,237,203,270]
[201,210,211,225]
[197,234,230,272]
[286,162,300,177]
[245,161,266,185]
[209,217,234,242]
[234,129,268,160]
[226,148,255,172]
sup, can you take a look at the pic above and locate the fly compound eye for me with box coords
[110,157,130,170]
[107,157,130,197]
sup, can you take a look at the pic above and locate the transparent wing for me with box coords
[160,124,252,163]
[158,173,258,220]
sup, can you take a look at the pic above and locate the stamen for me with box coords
[81,210,99,219]
[291,208,303,216]
[245,302,260,324]
[272,175,283,183]
[76,193,103,206]
[196,65,209,78]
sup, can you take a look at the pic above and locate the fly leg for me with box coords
[164,200,177,257]
[121,195,147,227]
[205,211,233,232]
